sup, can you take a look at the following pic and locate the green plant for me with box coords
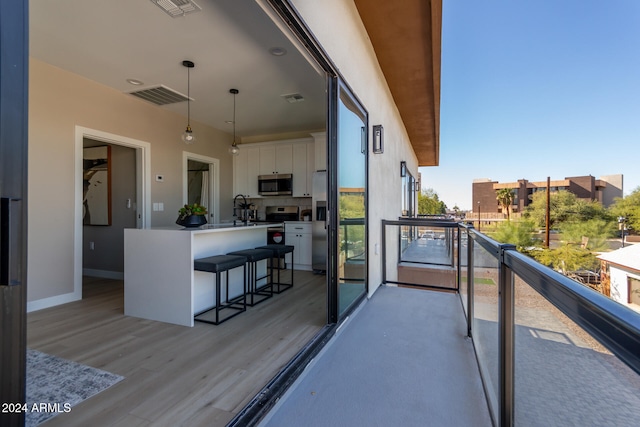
[178,203,207,220]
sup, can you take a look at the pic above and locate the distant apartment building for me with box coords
[472,174,623,215]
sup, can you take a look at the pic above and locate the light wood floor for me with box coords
[27,270,326,426]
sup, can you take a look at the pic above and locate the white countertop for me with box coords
[144,222,281,233]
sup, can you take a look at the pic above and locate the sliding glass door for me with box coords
[330,81,368,319]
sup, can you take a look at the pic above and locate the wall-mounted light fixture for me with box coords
[181,60,196,144]
[373,124,384,154]
[400,160,407,177]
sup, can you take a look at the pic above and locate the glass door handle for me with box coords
[1,197,16,286]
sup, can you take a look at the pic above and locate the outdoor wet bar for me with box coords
[124,223,273,327]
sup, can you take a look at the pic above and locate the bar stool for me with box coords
[227,248,273,306]
[255,244,294,293]
[193,254,247,325]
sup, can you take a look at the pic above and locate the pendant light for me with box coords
[228,88,240,156]
[181,60,196,144]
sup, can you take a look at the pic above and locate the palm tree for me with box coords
[496,188,514,221]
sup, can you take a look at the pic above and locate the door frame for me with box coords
[182,151,220,225]
[328,79,369,323]
[73,126,150,300]
[0,0,29,419]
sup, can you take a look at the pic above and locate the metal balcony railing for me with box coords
[382,219,640,426]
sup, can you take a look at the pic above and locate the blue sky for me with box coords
[419,0,640,210]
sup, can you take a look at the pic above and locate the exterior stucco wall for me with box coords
[609,265,640,308]
[28,59,233,307]
[291,0,420,295]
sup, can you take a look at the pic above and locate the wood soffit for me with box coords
[354,0,442,166]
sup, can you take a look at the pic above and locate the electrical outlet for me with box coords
[90,242,95,250]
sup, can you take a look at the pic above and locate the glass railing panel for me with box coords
[513,274,640,425]
[400,225,452,266]
[472,239,500,419]
[382,220,459,291]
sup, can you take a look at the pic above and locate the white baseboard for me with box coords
[83,269,124,280]
[27,291,81,313]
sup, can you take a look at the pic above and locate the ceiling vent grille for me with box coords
[281,93,305,103]
[128,85,191,105]
[150,0,202,18]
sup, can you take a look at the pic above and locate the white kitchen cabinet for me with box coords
[259,144,293,175]
[292,142,314,197]
[311,131,326,171]
[285,222,312,270]
[233,146,260,198]
[233,148,248,197]
[234,138,312,198]
[245,146,260,197]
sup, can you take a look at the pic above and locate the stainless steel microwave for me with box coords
[258,174,293,196]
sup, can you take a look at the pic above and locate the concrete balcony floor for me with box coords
[259,285,492,427]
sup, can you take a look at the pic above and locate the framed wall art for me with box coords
[83,145,112,226]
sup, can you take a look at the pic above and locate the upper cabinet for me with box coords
[292,142,314,197]
[311,131,326,171]
[233,146,260,198]
[259,144,293,175]
[233,137,314,199]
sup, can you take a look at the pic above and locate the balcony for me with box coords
[25,219,640,426]
[257,219,640,426]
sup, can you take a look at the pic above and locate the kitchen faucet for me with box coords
[233,194,248,225]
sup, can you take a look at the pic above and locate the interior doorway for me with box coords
[182,152,220,225]
[82,139,137,279]
[75,126,151,298]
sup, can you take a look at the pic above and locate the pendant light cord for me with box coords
[187,66,191,127]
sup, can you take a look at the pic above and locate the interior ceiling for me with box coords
[29,0,327,139]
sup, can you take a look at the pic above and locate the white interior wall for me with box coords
[28,59,233,307]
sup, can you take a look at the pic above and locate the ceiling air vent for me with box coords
[281,93,305,104]
[128,85,190,106]
[150,0,202,18]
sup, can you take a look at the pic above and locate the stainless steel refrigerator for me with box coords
[312,171,327,273]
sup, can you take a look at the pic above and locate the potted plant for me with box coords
[176,203,208,228]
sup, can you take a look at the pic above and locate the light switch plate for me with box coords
[156,175,164,182]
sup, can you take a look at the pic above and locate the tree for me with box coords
[560,219,615,251]
[609,186,640,234]
[530,244,599,273]
[491,219,537,250]
[524,190,611,229]
[418,188,447,215]
[496,188,514,221]
[521,190,614,274]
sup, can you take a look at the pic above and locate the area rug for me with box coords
[25,349,124,426]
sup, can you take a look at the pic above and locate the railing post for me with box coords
[381,220,387,285]
[499,244,516,427]
[467,227,475,338]
[456,226,461,292]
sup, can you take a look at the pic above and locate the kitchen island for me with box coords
[124,223,275,327]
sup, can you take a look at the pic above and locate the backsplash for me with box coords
[247,197,311,221]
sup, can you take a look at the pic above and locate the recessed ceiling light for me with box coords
[269,47,287,56]
[126,78,144,86]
